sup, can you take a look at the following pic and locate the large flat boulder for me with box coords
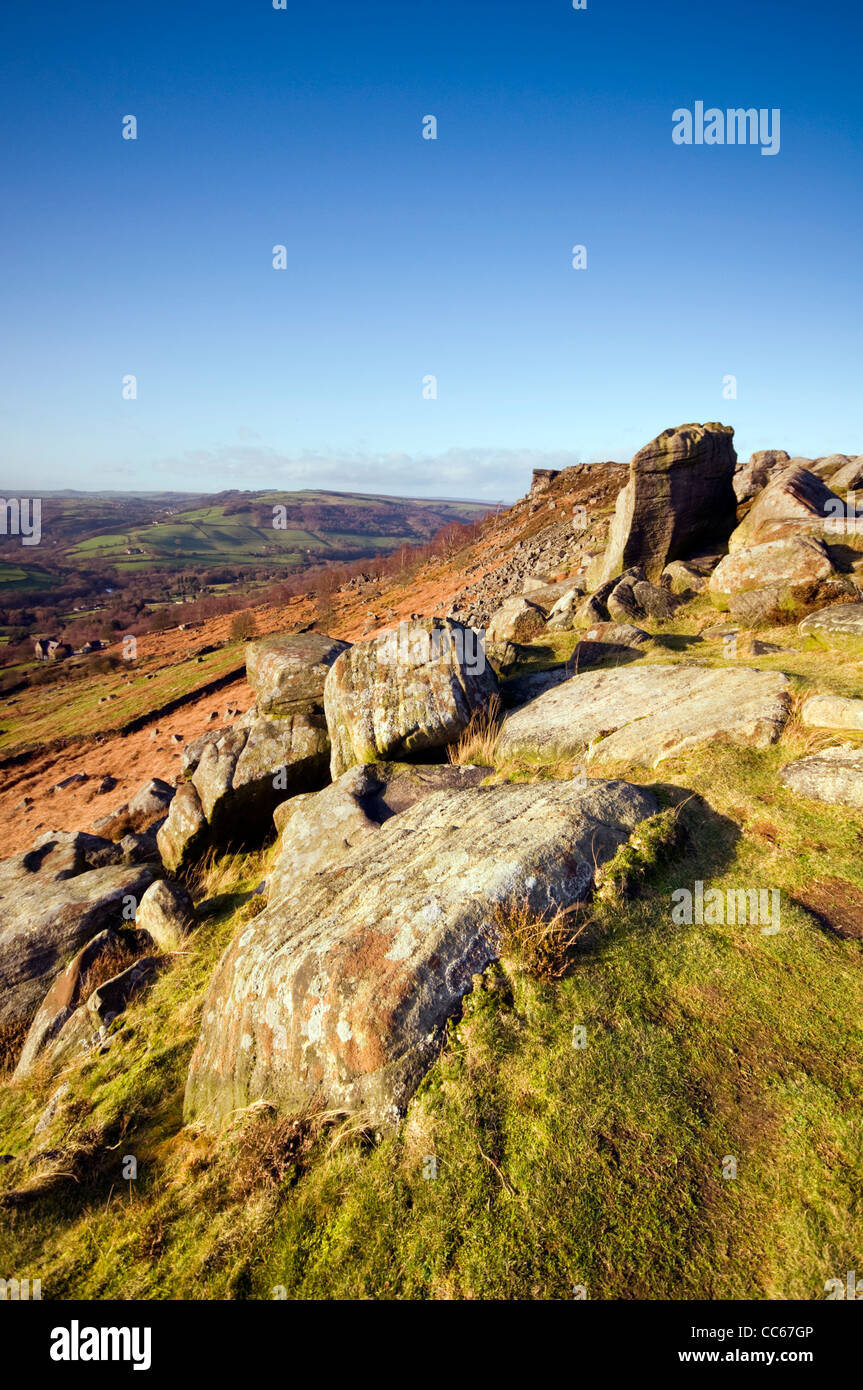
[0,860,158,1030]
[497,664,791,769]
[781,745,863,808]
[184,779,658,1128]
[324,618,499,778]
[589,422,738,586]
[245,632,350,717]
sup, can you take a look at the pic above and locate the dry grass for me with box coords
[492,897,594,980]
[447,694,503,767]
[226,1099,328,1201]
[0,1021,29,1077]
[79,939,143,998]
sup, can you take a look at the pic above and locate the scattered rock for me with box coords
[135,879,197,952]
[799,601,863,651]
[485,596,547,644]
[780,744,863,808]
[800,695,863,732]
[185,778,659,1128]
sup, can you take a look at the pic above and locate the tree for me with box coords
[230,610,257,641]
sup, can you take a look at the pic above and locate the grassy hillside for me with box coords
[1,605,861,1299]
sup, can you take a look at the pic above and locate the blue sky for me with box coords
[1,0,860,500]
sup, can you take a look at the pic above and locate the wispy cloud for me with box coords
[150,445,595,500]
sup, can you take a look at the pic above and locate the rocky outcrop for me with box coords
[135,879,196,952]
[589,423,738,586]
[781,745,863,808]
[707,536,849,624]
[269,761,492,901]
[728,466,847,551]
[0,857,158,1031]
[497,665,791,768]
[184,779,658,1128]
[324,619,499,778]
[485,596,546,644]
[245,632,350,717]
[732,450,791,504]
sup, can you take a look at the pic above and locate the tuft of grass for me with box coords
[447,693,503,766]
[493,899,594,980]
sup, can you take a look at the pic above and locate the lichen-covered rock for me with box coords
[156,782,209,875]
[728,466,848,551]
[589,423,738,585]
[485,596,546,644]
[780,744,863,808]
[192,714,330,839]
[269,761,492,901]
[708,536,847,624]
[0,860,158,1031]
[799,601,863,651]
[184,779,658,1128]
[135,878,196,952]
[245,632,350,717]
[324,618,498,778]
[498,665,791,768]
